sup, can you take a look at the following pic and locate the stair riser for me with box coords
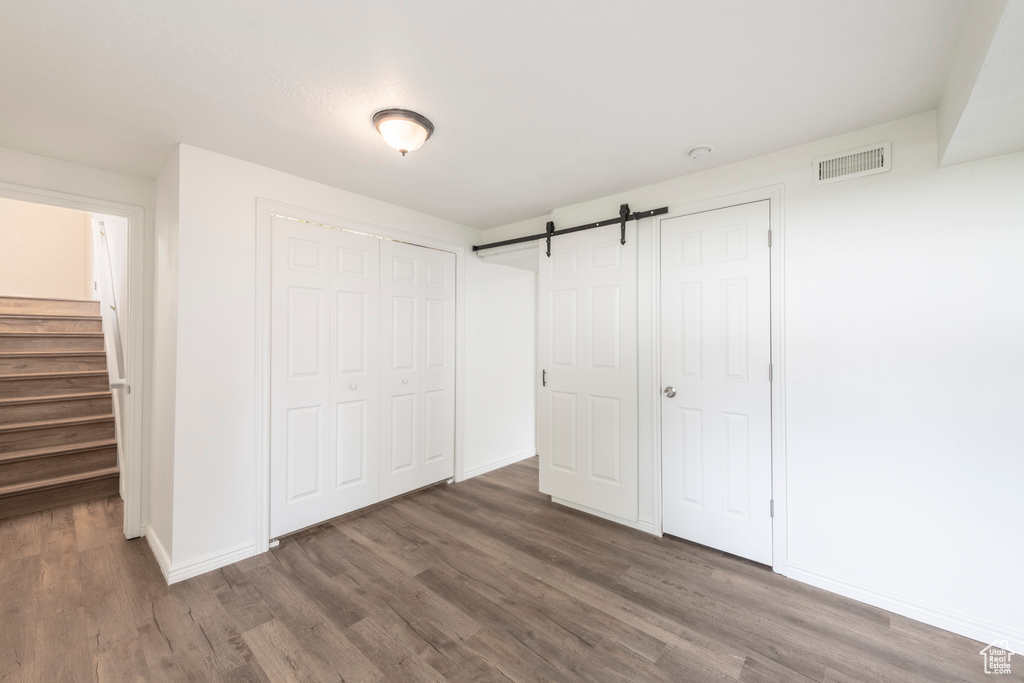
[0,474,119,520]
[0,298,100,316]
[0,447,117,487]
[0,375,109,399]
[0,421,115,454]
[0,355,107,374]
[0,336,105,352]
[0,396,113,425]
[0,317,103,333]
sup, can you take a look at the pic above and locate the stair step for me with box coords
[0,371,110,399]
[0,332,105,352]
[0,466,119,521]
[0,352,108,374]
[0,314,103,333]
[0,392,114,425]
[0,414,115,453]
[0,439,117,488]
[0,296,100,317]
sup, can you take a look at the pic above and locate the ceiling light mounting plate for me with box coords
[688,145,713,161]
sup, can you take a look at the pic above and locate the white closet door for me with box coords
[661,200,772,564]
[329,228,381,515]
[380,240,456,499]
[270,217,333,537]
[270,217,381,538]
[538,224,638,521]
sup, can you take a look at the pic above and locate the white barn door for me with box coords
[538,224,638,521]
[380,240,456,499]
[660,201,772,564]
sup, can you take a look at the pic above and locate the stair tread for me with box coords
[0,465,118,496]
[0,414,115,433]
[0,332,104,337]
[0,391,111,406]
[0,295,97,303]
[0,313,102,320]
[0,438,118,463]
[0,371,109,381]
[0,352,107,357]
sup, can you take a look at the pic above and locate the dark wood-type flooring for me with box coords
[0,457,1013,682]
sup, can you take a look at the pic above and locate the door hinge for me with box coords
[770,500,775,517]
[768,229,772,247]
[769,364,773,382]
[542,369,547,387]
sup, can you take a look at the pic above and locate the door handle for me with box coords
[663,386,676,398]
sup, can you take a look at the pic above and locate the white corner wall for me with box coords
[0,196,90,299]
[495,111,1024,650]
[464,257,537,477]
[155,144,535,580]
[148,148,181,571]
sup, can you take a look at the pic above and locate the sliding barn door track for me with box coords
[473,204,669,257]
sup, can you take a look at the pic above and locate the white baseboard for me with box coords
[786,561,1024,654]
[550,497,658,536]
[166,541,257,584]
[142,524,257,585]
[460,449,535,481]
[142,524,171,583]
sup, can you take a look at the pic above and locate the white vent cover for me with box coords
[812,141,891,185]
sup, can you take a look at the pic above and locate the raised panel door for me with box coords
[538,224,638,521]
[660,201,772,564]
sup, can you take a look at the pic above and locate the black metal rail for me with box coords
[473,204,669,256]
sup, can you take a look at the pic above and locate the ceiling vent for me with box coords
[812,141,891,185]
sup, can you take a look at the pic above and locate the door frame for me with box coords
[254,199,466,552]
[647,185,788,573]
[0,180,146,540]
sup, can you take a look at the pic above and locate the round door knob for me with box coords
[663,386,676,398]
[402,379,409,384]
[350,384,358,390]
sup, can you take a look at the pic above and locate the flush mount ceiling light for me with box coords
[373,108,434,156]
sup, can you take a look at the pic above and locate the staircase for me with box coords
[0,295,119,520]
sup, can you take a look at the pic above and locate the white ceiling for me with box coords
[0,0,972,228]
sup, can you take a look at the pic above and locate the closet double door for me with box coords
[270,216,456,538]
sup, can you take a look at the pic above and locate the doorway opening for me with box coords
[0,186,144,539]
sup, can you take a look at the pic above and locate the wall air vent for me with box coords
[812,141,891,185]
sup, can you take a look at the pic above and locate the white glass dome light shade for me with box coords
[377,119,427,154]
[372,109,434,156]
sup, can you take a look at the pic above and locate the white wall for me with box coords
[153,144,535,578]
[464,257,537,477]
[0,196,90,299]
[495,111,1024,650]
[148,149,181,565]
[91,214,130,352]
[87,213,131,497]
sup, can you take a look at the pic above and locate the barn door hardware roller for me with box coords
[472,204,670,256]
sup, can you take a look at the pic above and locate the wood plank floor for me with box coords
[0,457,1013,682]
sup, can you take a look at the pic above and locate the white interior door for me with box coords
[380,240,456,499]
[270,217,381,537]
[660,200,772,564]
[538,224,638,521]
